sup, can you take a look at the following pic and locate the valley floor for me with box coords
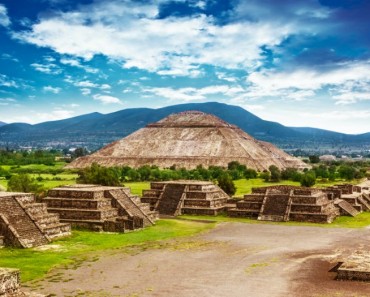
[27,222,370,297]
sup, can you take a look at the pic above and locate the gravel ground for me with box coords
[28,222,370,297]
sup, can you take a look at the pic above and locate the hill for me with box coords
[0,102,369,152]
[0,121,6,127]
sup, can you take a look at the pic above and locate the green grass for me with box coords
[180,212,370,228]
[234,179,300,197]
[124,181,150,196]
[0,219,214,282]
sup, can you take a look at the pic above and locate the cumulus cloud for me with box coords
[60,57,98,73]
[31,62,62,75]
[0,74,18,88]
[93,94,122,104]
[43,86,61,94]
[245,61,370,104]
[12,0,301,76]
[0,4,10,27]
[144,85,245,101]
[36,108,75,122]
[0,98,16,106]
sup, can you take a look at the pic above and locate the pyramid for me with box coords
[67,111,308,171]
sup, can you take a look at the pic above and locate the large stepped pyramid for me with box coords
[0,192,71,248]
[44,185,157,232]
[228,185,340,223]
[141,180,229,216]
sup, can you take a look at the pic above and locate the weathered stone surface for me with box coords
[142,180,229,216]
[0,268,20,296]
[228,185,339,223]
[0,192,71,248]
[44,185,157,232]
[334,251,370,282]
[67,111,309,171]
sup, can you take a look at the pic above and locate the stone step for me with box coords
[48,207,119,221]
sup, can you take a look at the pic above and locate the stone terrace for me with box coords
[44,185,157,232]
[141,180,229,216]
[324,184,370,214]
[0,192,71,248]
[334,251,370,282]
[228,185,340,223]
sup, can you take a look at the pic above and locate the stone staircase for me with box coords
[0,194,49,248]
[335,199,360,217]
[44,185,157,232]
[142,181,229,216]
[156,184,186,216]
[258,191,292,222]
[229,186,340,223]
[108,188,156,228]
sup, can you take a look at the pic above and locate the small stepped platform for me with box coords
[0,192,71,248]
[334,199,360,217]
[44,185,157,232]
[333,251,370,282]
[228,186,340,223]
[142,180,229,216]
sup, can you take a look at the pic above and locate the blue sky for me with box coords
[0,0,370,134]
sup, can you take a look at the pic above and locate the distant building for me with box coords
[319,155,336,162]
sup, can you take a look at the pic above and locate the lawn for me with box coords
[0,219,215,282]
[124,181,151,196]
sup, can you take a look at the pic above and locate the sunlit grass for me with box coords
[0,219,215,282]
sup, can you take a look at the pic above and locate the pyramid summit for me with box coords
[67,111,308,171]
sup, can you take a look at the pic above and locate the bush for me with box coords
[217,173,236,196]
[300,171,316,187]
[77,163,122,186]
[7,174,44,194]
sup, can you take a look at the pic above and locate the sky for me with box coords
[0,0,370,134]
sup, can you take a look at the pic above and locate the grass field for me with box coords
[0,219,215,282]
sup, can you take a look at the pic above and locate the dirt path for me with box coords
[28,222,370,297]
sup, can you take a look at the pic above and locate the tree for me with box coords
[217,173,236,196]
[7,174,44,193]
[77,163,121,186]
[269,165,281,182]
[260,171,271,182]
[300,171,316,187]
[309,155,320,164]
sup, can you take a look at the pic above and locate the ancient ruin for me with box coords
[0,192,71,248]
[332,251,370,282]
[324,184,370,215]
[43,185,158,232]
[0,268,20,297]
[66,111,309,171]
[228,185,340,223]
[141,181,229,216]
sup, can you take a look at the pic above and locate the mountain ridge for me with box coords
[0,102,369,151]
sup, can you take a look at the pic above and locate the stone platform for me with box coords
[228,185,340,223]
[141,180,229,216]
[44,185,157,232]
[0,192,71,248]
[333,251,370,282]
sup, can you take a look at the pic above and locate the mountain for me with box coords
[0,121,6,127]
[0,102,369,152]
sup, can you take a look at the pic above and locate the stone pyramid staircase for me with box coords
[334,199,360,217]
[156,184,186,216]
[107,188,157,228]
[258,190,292,222]
[0,192,71,248]
[44,185,157,232]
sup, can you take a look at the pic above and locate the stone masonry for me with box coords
[0,192,71,248]
[43,185,158,232]
[141,180,229,216]
[228,185,340,223]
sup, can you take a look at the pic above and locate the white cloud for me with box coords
[93,94,122,104]
[31,63,62,75]
[0,4,10,27]
[43,86,61,94]
[144,85,245,102]
[245,61,370,104]
[36,109,75,122]
[74,80,99,88]
[0,74,18,88]
[80,88,91,96]
[299,110,370,121]
[0,98,17,106]
[60,57,99,73]
[13,1,298,76]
